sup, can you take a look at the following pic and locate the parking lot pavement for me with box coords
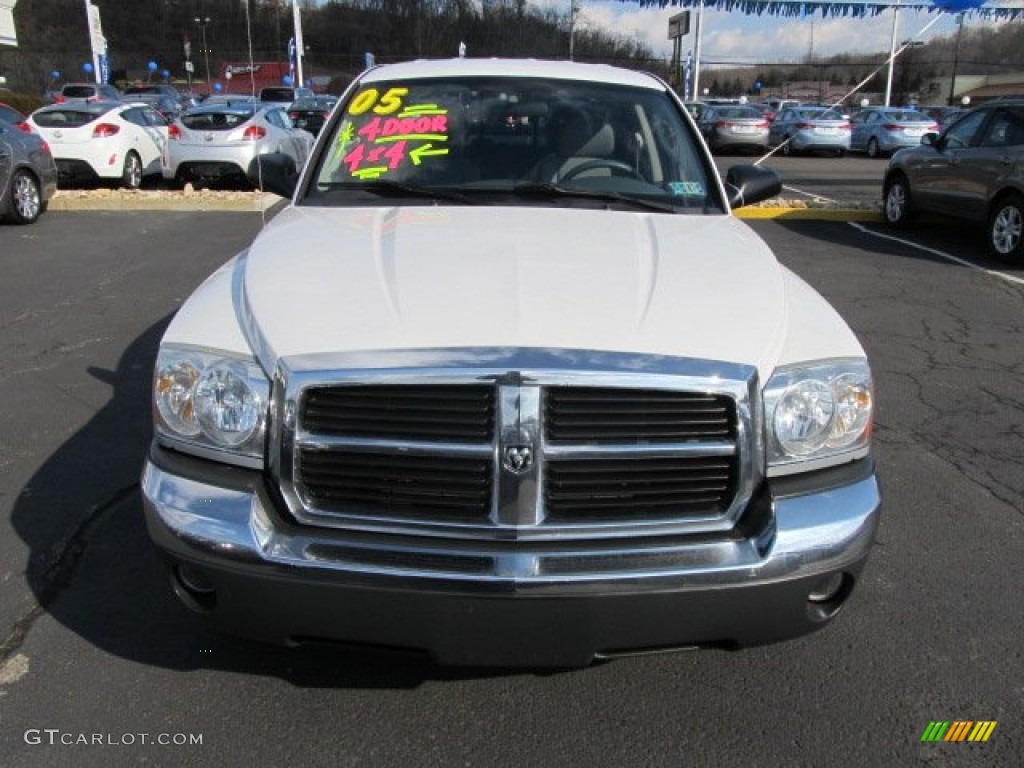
[1,213,1021,767]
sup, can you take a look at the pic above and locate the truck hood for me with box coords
[239,205,789,375]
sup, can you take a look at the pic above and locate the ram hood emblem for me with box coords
[502,444,534,474]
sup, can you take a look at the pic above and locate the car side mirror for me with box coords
[921,132,939,147]
[247,152,298,199]
[725,164,782,209]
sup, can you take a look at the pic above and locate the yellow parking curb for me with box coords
[735,207,883,221]
[47,191,881,220]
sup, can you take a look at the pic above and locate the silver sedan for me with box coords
[163,101,313,188]
[769,106,852,157]
[0,117,58,224]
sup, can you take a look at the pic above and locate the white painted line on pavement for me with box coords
[781,184,841,205]
[849,222,1024,288]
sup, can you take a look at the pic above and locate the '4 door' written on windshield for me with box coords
[335,87,450,179]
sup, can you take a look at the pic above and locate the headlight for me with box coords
[154,345,270,467]
[764,359,872,476]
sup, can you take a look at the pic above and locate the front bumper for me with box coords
[143,444,881,667]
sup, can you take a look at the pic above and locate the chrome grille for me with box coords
[273,351,760,542]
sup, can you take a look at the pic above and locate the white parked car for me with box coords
[162,101,313,188]
[28,101,168,188]
[143,58,880,668]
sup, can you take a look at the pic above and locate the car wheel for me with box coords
[867,138,881,159]
[988,193,1023,262]
[121,151,143,190]
[883,174,915,227]
[6,169,42,225]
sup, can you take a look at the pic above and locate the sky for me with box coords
[530,1,1003,62]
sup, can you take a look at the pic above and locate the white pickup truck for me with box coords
[142,59,880,667]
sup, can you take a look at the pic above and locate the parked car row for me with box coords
[18,95,314,192]
[690,97,945,159]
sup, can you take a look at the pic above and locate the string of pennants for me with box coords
[613,0,1024,21]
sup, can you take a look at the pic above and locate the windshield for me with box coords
[308,75,718,212]
[182,108,255,130]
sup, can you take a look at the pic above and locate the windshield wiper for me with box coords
[509,182,678,213]
[316,179,481,205]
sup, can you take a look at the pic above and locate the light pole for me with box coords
[948,13,964,107]
[900,39,924,106]
[568,1,579,61]
[195,16,212,94]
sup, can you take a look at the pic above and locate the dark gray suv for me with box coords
[882,99,1024,262]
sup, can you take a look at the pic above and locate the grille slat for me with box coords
[298,448,493,519]
[545,456,736,520]
[545,387,735,442]
[302,384,495,442]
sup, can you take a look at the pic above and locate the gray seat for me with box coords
[532,108,617,183]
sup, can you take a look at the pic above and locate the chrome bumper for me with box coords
[142,446,881,665]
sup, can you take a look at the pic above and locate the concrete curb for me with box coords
[48,191,282,213]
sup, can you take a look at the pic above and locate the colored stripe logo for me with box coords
[921,721,997,743]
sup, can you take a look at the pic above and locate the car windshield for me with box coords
[260,88,294,102]
[32,108,105,127]
[717,107,761,119]
[182,108,255,130]
[308,75,717,212]
[886,110,926,121]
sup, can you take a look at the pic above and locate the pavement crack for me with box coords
[0,483,140,666]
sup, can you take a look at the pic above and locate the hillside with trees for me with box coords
[1,0,1021,102]
[0,0,656,94]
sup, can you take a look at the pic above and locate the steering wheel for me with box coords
[559,158,644,182]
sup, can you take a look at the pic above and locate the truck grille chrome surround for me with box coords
[269,349,761,542]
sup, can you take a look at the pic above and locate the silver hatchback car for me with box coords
[163,101,313,188]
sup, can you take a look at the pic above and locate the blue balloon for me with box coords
[82,62,94,73]
[282,75,293,86]
[931,0,985,10]
[148,61,158,72]
[213,82,223,92]
[51,70,61,79]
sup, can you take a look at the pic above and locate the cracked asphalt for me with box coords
[0,211,1021,767]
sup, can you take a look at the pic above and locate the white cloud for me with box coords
[531,1,971,61]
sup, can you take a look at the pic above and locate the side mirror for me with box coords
[725,164,782,209]
[921,132,940,148]
[247,152,298,199]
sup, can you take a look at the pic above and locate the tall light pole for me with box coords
[568,1,579,61]
[948,13,965,107]
[195,16,212,94]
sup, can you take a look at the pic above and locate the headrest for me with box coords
[553,111,615,158]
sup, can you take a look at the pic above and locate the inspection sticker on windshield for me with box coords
[668,181,705,197]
